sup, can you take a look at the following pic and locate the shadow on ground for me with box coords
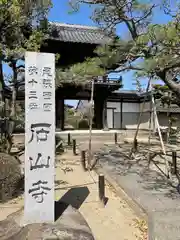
[96,145,180,199]
[55,186,90,220]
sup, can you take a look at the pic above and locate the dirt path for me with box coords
[0,149,147,239]
[55,150,147,240]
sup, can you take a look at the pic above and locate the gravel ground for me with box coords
[94,143,180,240]
[55,150,147,240]
[0,149,147,240]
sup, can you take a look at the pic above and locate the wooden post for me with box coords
[151,91,172,180]
[148,152,153,167]
[148,101,152,158]
[129,78,151,158]
[172,151,177,175]
[134,138,138,152]
[81,150,87,171]
[114,132,117,144]
[73,139,76,155]
[68,133,71,146]
[98,174,105,204]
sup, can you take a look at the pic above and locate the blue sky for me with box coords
[3,0,172,107]
[48,0,171,88]
[48,0,172,106]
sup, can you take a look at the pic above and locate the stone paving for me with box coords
[95,144,180,240]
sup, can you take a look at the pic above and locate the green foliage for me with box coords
[56,57,106,87]
[0,0,52,152]
[13,102,25,132]
[133,78,143,92]
[78,119,89,129]
[69,0,180,105]
[135,22,180,73]
[0,153,22,202]
[65,107,75,117]
[0,0,52,61]
[153,83,177,106]
[65,107,80,129]
[170,116,178,123]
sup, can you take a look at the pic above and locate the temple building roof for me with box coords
[48,22,111,45]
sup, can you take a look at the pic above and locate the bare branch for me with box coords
[135,4,156,24]
[79,0,101,4]
[107,65,145,74]
[164,61,180,72]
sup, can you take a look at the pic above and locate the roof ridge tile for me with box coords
[49,22,99,30]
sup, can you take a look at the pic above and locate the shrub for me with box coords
[78,119,89,129]
[0,153,22,202]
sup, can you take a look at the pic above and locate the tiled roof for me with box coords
[111,90,150,100]
[48,22,111,45]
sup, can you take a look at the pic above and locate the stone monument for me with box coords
[24,52,55,223]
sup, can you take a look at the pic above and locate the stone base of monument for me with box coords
[0,201,95,240]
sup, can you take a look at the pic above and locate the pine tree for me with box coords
[68,0,180,106]
[0,0,52,152]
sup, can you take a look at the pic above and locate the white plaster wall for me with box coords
[139,113,151,129]
[107,101,142,129]
[140,101,151,112]
[107,101,140,112]
[122,102,142,129]
[107,100,180,130]
[123,102,151,129]
[107,101,144,129]
[122,102,139,113]
[107,101,120,112]
[107,102,118,128]
[107,109,113,128]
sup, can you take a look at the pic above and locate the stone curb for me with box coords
[93,164,180,240]
[93,167,150,237]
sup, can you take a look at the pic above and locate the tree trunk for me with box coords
[0,60,6,152]
[6,62,17,153]
[123,21,180,106]
[157,71,180,106]
[0,61,5,114]
[10,63,17,118]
